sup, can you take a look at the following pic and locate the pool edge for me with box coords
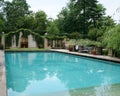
[5,49,120,63]
[0,50,7,96]
[50,49,120,63]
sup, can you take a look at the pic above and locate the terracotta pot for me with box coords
[92,51,96,55]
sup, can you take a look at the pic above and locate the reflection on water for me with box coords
[8,75,71,96]
[69,84,120,96]
[5,52,120,96]
[95,85,112,96]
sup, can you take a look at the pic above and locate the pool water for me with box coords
[5,52,120,96]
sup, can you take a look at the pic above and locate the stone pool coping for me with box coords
[5,49,120,63]
[50,49,120,63]
[1,49,120,96]
[0,50,6,96]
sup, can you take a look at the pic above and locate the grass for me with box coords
[5,48,50,51]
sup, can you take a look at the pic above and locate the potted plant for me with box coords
[92,48,96,55]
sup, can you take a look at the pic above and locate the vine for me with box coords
[5,28,42,48]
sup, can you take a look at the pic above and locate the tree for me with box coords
[87,15,115,41]
[57,0,106,38]
[34,11,47,35]
[103,24,120,50]
[23,13,35,30]
[4,0,30,32]
[0,0,5,34]
[0,14,5,33]
[46,19,59,35]
[57,7,68,33]
[0,0,4,8]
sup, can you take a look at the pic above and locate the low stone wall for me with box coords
[0,50,7,96]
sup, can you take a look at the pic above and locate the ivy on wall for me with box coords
[5,28,42,47]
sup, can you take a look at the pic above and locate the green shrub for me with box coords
[102,49,108,55]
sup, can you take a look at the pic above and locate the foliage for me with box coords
[1,0,48,48]
[5,28,41,37]
[34,11,47,35]
[47,19,59,35]
[69,32,81,39]
[0,0,4,9]
[57,0,106,38]
[102,49,108,55]
[88,16,115,41]
[0,0,117,52]
[5,28,42,47]
[103,24,120,50]
[66,39,76,45]
[0,0,5,33]
[88,28,98,40]
[0,14,5,33]
[45,18,66,40]
[3,0,30,31]
[66,39,102,47]
[23,13,35,30]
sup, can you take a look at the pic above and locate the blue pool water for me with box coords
[5,52,120,96]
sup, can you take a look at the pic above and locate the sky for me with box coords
[98,0,120,23]
[27,0,69,19]
[5,0,120,22]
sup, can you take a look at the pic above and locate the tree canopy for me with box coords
[103,24,120,50]
[3,0,30,32]
[0,0,119,55]
[57,0,106,38]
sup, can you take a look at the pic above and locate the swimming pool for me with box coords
[5,52,120,96]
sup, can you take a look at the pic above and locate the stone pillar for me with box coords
[11,35,17,48]
[53,40,55,48]
[18,32,22,48]
[63,37,66,44]
[55,40,57,48]
[63,37,66,49]
[44,33,48,49]
[44,38,48,49]
[108,48,113,57]
[1,32,5,49]
[28,34,37,48]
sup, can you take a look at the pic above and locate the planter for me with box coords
[68,45,74,51]
[92,51,96,55]
[96,47,102,55]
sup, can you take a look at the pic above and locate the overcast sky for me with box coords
[5,0,120,22]
[27,0,69,19]
[99,0,120,23]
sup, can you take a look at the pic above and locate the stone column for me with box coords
[44,38,48,49]
[63,37,66,43]
[11,35,16,48]
[108,48,113,57]
[44,33,48,49]
[1,32,5,49]
[18,32,22,48]
[63,37,66,49]
[53,40,55,48]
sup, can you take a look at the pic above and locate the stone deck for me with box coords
[0,50,6,96]
[50,49,120,63]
